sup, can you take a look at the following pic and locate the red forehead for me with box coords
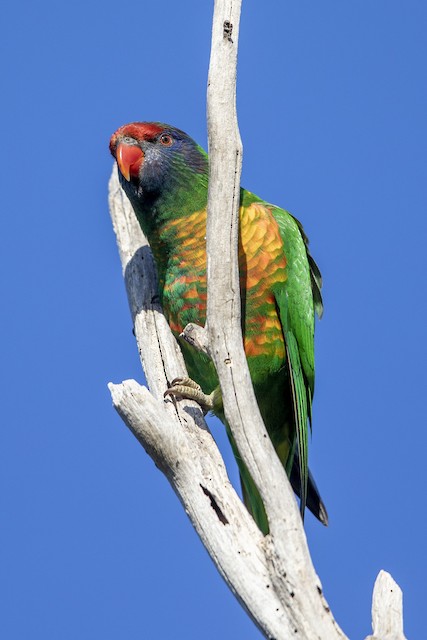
[114,122,165,142]
[109,122,170,158]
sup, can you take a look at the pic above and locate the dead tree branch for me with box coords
[107,1,406,638]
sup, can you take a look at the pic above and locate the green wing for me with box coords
[272,206,322,519]
[290,213,323,320]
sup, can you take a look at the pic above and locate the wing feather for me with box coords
[271,206,323,519]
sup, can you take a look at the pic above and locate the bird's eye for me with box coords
[159,134,173,147]
[122,136,136,145]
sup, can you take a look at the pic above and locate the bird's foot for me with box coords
[164,377,214,414]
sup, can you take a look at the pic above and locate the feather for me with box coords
[275,289,309,519]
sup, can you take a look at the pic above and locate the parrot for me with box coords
[109,121,327,533]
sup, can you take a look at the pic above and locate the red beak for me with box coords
[116,143,144,181]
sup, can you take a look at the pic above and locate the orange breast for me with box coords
[239,203,287,362]
[161,202,288,366]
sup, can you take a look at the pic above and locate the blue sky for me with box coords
[1,1,426,638]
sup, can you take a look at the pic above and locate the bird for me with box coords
[110,121,327,533]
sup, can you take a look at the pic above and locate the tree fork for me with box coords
[108,1,406,638]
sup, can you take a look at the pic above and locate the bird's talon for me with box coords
[164,377,214,414]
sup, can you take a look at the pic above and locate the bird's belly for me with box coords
[164,276,286,387]
[162,198,289,384]
[243,297,286,368]
[163,271,207,335]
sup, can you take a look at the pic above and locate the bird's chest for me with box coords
[159,202,288,375]
[238,203,288,372]
[152,209,208,336]
[162,255,208,336]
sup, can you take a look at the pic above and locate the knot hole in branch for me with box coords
[200,484,229,525]
[223,20,233,42]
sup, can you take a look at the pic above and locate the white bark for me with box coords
[107,1,407,638]
[108,171,407,639]
[365,571,406,640]
[108,168,303,638]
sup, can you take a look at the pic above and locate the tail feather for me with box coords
[290,455,328,526]
[239,458,328,533]
[228,425,328,532]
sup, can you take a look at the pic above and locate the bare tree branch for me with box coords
[365,571,406,640]
[203,0,345,635]
[108,167,307,638]
[107,1,407,638]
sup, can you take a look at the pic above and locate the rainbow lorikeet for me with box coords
[110,122,327,533]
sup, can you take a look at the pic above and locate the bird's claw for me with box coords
[164,377,214,414]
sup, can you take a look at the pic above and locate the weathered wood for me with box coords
[365,571,406,640]
[107,1,407,637]
[108,168,311,639]
[108,173,187,400]
[204,0,345,636]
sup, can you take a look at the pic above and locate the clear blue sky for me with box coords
[1,1,425,638]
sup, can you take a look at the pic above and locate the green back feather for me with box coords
[272,207,322,519]
[275,289,309,518]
